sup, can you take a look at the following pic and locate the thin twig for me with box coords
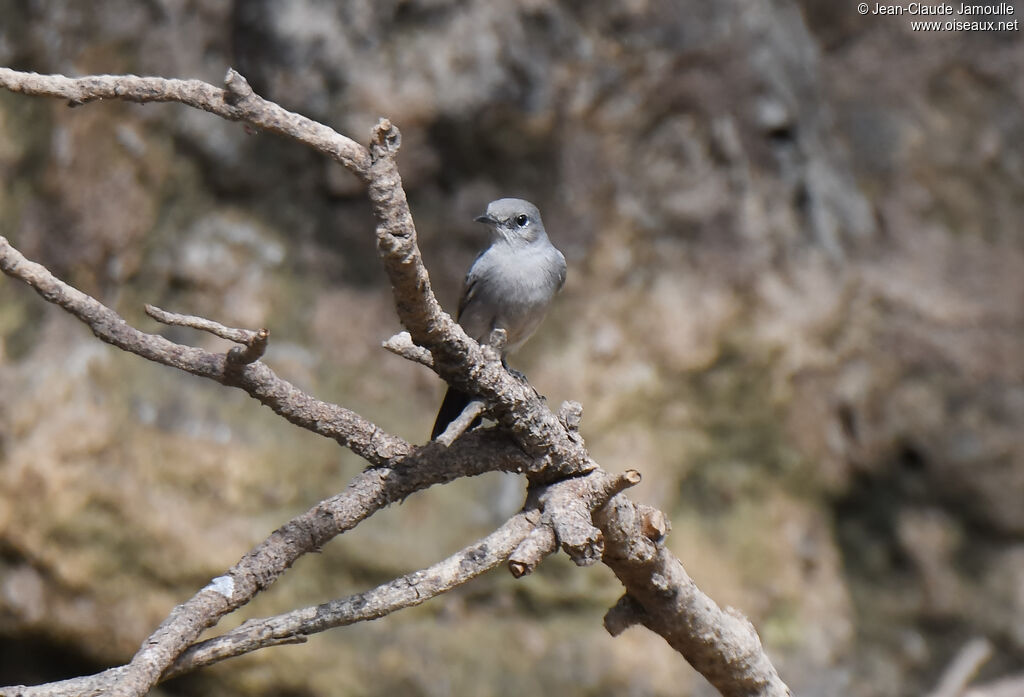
[145,304,270,365]
[382,330,434,368]
[145,303,262,344]
[436,400,486,446]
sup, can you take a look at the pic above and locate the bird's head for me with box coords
[474,198,547,245]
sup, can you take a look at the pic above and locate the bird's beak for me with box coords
[474,213,497,225]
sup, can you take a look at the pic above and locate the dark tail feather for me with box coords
[431,387,479,440]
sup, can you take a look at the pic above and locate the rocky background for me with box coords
[1,1,1022,695]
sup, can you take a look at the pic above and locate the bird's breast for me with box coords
[459,245,562,352]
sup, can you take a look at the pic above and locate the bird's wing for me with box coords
[545,248,567,294]
[456,248,489,320]
[456,278,476,321]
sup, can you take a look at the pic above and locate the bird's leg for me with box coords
[487,328,529,383]
[501,357,530,384]
[501,358,544,400]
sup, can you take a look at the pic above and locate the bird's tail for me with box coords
[431,387,479,440]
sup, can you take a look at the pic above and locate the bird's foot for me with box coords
[502,362,544,399]
[502,361,529,384]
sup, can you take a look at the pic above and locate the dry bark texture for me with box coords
[0,69,789,697]
[1,2,1022,696]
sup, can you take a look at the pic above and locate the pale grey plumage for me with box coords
[458,198,566,353]
[431,198,566,439]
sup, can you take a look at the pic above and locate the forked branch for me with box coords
[145,304,269,365]
[0,66,791,697]
[164,510,541,679]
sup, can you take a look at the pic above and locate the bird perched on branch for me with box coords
[431,198,566,440]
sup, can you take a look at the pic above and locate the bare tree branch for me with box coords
[0,66,792,697]
[0,66,593,480]
[382,330,434,368]
[362,120,595,476]
[0,235,408,464]
[595,496,791,697]
[0,230,544,694]
[0,67,371,175]
[0,668,127,697]
[964,673,1024,697]
[508,524,559,578]
[928,637,993,697]
[164,510,540,679]
[144,303,260,343]
[0,426,537,697]
[435,399,486,445]
[164,468,639,680]
[145,304,269,365]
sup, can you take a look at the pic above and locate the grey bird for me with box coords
[431,198,567,440]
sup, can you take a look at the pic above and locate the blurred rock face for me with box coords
[1,1,1023,695]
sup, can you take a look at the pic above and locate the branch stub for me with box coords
[370,118,402,160]
[223,68,254,106]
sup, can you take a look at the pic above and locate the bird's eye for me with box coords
[515,214,529,227]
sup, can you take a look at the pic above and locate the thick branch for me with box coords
[538,469,642,567]
[595,496,791,697]
[363,121,593,478]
